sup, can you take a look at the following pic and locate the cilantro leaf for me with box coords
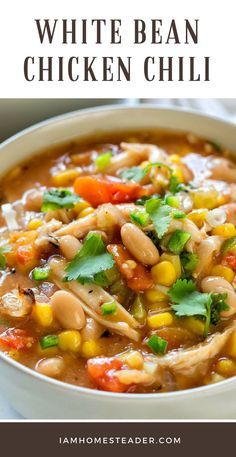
[168,278,211,318]
[168,278,196,303]
[42,188,81,212]
[168,279,229,337]
[120,167,146,182]
[95,152,112,171]
[64,233,114,285]
[180,252,199,277]
[145,198,172,238]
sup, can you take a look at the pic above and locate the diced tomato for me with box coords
[225,254,236,270]
[87,357,128,393]
[0,328,34,350]
[17,245,35,265]
[74,175,148,207]
[107,244,153,292]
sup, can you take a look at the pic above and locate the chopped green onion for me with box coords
[40,335,59,349]
[168,230,191,254]
[32,265,50,281]
[221,236,236,253]
[95,151,112,171]
[0,245,11,270]
[172,210,186,219]
[147,334,168,355]
[135,194,159,206]
[101,301,117,315]
[165,195,179,208]
[130,209,150,226]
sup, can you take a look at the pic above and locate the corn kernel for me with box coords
[192,189,218,210]
[126,260,137,269]
[187,209,207,228]
[120,350,144,369]
[210,265,234,283]
[216,358,236,376]
[73,200,90,214]
[212,223,236,238]
[151,261,177,287]
[58,330,81,352]
[145,287,168,303]
[78,207,95,218]
[140,161,149,169]
[172,166,184,183]
[33,303,53,327]
[183,317,205,336]
[169,154,181,164]
[8,349,20,360]
[217,195,228,206]
[81,340,102,358]
[52,169,80,186]
[204,373,225,385]
[147,312,174,329]
[226,331,236,358]
[28,218,43,230]
[160,253,181,278]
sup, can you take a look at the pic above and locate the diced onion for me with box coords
[1,203,19,230]
[206,208,226,228]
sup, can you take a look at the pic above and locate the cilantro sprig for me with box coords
[145,198,172,238]
[168,279,229,337]
[144,197,185,239]
[64,233,114,286]
[42,188,81,212]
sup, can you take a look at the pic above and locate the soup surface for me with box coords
[0,129,236,393]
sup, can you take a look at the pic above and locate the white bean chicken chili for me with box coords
[0,129,236,393]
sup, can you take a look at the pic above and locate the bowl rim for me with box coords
[0,102,236,402]
[1,102,236,150]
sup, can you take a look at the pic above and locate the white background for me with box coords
[0,0,235,98]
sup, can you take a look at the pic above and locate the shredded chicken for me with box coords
[55,203,136,238]
[49,256,141,341]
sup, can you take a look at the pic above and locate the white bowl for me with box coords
[0,105,236,420]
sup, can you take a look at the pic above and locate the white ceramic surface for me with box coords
[0,105,236,420]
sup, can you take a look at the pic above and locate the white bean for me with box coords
[121,223,159,265]
[24,189,43,211]
[81,317,105,341]
[50,290,86,329]
[59,235,82,260]
[36,357,65,378]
